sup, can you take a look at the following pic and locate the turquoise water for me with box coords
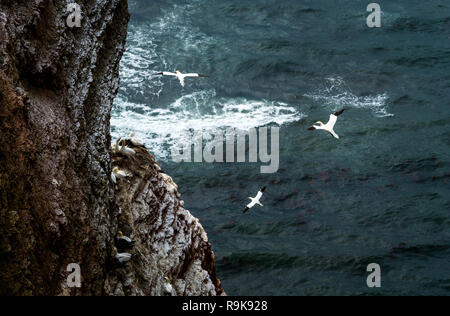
[112,0,450,295]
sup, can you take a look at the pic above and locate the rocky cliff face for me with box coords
[105,146,223,296]
[0,0,223,296]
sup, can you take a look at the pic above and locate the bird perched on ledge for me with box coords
[308,109,345,139]
[116,252,132,264]
[116,231,135,250]
[118,138,136,156]
[113,247,132,265]
[111,167,132,184]
[163,277,173,296]
[129,132,144,147]
[111,138,136,156]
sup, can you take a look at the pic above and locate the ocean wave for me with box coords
[305,77,393,117]
[117,24,166,101]
[111,90,304,159]
[114,1,217,104]
[112,3,305,160]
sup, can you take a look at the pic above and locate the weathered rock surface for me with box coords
[0,0,223,296]
[106,146,224,296]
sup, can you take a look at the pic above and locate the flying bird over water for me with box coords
[308,109,345,139]
[153,70,209,87]
[243,187,266,213]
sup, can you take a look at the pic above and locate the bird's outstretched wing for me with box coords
[183,73,209,78]
[243,207,250,214]
[327,109,344,129]
[333,109,345,117]
[255,187,266,200]
[327,114,338,129]
[153,72,177,76]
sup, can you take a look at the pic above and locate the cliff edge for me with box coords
[106,145,223,296]
[0,0,223,296]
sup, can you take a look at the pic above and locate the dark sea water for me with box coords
[112,0,450,295]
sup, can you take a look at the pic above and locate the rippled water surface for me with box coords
[112,0,450,295]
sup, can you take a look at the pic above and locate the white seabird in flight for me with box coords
[153,70,209,87]
[243,187,266,213]
[308,109,345,139]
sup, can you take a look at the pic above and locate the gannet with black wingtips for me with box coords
[243,187,266,213]
[308,109,345,139]
[153,70,209,87]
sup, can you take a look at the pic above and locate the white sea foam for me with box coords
[112,4,304,160]
[112,90,304,159]
[118,24,165,99]
[115,3,214,100]
[305,77,393,117]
